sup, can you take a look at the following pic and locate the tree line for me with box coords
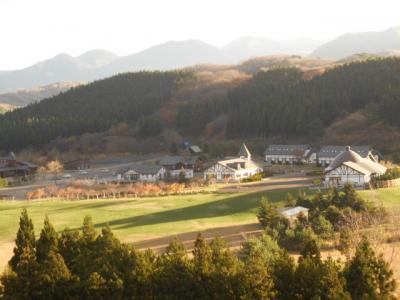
[177,58,400,138]
[0,71,190,151]
[2,58,400,151]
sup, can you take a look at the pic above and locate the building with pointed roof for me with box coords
[238,143,251,161]
[0,152,38,182]
[116,163,166,182]
[324,146,387,187]
[203,144,262,182]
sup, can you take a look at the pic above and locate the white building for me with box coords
[318,145,381,167]
[279,206,309,222]
[324,146,387,187]
[159,156,194,179]
[204,143,262,182]
[264,145,315,164]
[116,164,166,183]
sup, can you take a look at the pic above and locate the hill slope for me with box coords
[1,58,400,155]
[223,37,321,61]
[0,50,117,92]
[312,27,400,59]
[0,81,83,107]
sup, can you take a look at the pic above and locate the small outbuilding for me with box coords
[278,206,309,222]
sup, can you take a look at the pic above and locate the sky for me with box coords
[0,0,399,70]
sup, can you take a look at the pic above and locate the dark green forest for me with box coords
[0,71,190,150]
[1,58,400,151]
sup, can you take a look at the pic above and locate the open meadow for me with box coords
[2,185,400,281]
[0,187,314,270]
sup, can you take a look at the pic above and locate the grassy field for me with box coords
[359,187,400,208]
[0,188,313,244]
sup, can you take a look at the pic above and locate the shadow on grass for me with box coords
[51,199,140,212]
[94,188,313,231]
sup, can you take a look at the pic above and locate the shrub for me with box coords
[241,172,263,183]
[0,177,8,188]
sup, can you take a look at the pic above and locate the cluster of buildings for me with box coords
[116,143,262,183]
[264,144,382,167]
[0,152,38,183]
[264,144,387,187]
[0,143,389,189]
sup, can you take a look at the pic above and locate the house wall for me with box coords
[120,168,166,183]
[168,169,193,179]
[324,165,369,187]
[204,163,260,182]
[204,163,235,182]
[265,154,309,164]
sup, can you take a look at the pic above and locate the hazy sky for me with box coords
[1,0,399,70]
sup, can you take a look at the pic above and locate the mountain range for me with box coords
[312,27,400,59]
[1,26,400,96]
[0,37,323,93]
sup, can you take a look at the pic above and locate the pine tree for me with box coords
[300,238,321,261]
[257,197,289,236]
[238,247,276,300]
[36,251,73,300]
[208,237,241,299]
[58,228,81,270]
[36,215,59,263]
[191,233,213,298]
[10,208,36,271]
[82,215,97,243]
[155,237,193,299]
[294,257,350,300]
[344,238,397,299]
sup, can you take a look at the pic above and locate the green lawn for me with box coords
[0,188,312,243]
[359,187,400,208]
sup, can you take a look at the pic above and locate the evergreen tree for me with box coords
[36,251,73,300]
[344,238,397,299]
[238,246,276,300]
[155,237,194,299]
[257,197,289,236]
[192,233,213,298]
[300,239,321,261]
[208,237,241,299]
[36,215,59,263]
[294,257,350,300]
[58,228,81,271]
[10,208,36,271]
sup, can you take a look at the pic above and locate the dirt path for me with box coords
[0,240,14,271]
[132,223,263,253]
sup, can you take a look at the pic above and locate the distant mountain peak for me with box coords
[312,26,400,59]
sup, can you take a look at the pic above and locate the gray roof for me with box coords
[325,146,386,175]
[238,143,251,158]
[159,156,184,166]
[159,155,197,167]
[0,161,37,172]
[116,163,164,175]
[189,145,202,153]
[264,144,310,156]
[318,145,373,159]
[279,206,309,217]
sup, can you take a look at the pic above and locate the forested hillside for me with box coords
[1,57,400,154]
[0,71,190,150]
